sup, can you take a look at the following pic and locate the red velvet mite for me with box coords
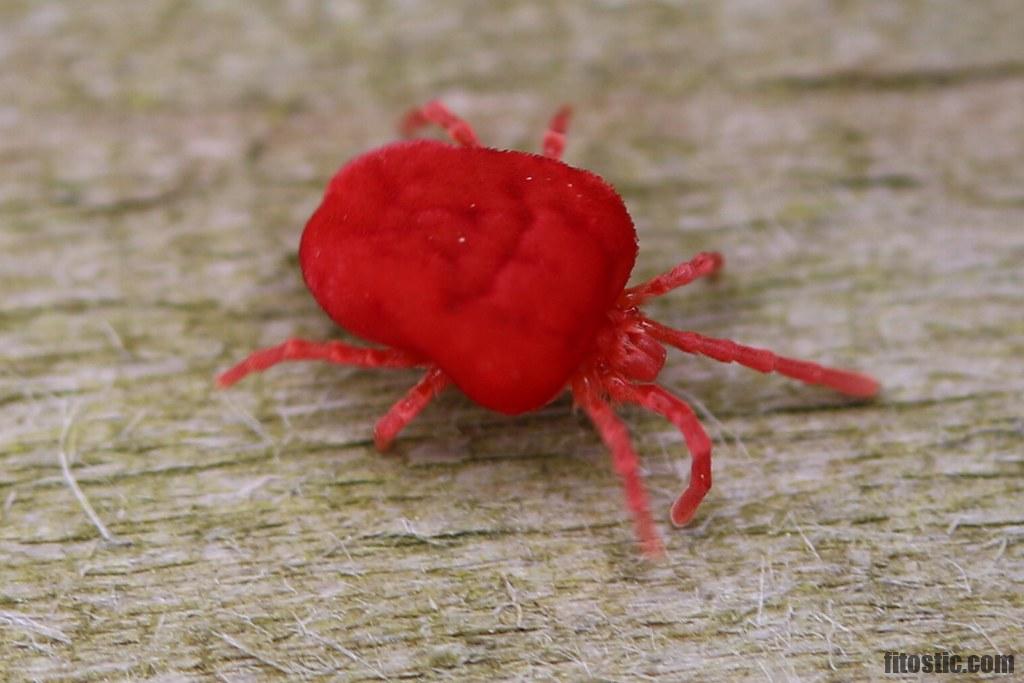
[218,101,879,556]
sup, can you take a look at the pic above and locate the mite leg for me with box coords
[541,105,572,160]
[400,100,480,147]
[216,339,421,388]
[374,367,450,451]
[621,252,724,307]
[645,320,880,398]
[574,378,664,557]
[608,381,712,527]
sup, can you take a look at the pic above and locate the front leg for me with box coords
[644,320,880,398]
[621,252,724,307]
[573,376,664,558]
[607,380,713,527]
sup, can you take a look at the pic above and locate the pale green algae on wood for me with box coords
[1,1,1023,681]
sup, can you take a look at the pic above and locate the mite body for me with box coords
[299,139,636,415]
[219,101,879,556]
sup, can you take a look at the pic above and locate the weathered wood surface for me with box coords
[2,2,1022,680]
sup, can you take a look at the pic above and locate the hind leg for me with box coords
[217,339,421,388]
[374,367,450,451]
[541,105,572,159]
[400,100,480,147]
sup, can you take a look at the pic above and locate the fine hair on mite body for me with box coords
[218,100,880,557]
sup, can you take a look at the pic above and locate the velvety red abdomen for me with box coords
[299,140,637,414]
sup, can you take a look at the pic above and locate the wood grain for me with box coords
[2,2,1022,680]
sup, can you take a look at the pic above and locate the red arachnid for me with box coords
[218,101,879,556]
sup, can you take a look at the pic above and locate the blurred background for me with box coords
[2,2,1022,680]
